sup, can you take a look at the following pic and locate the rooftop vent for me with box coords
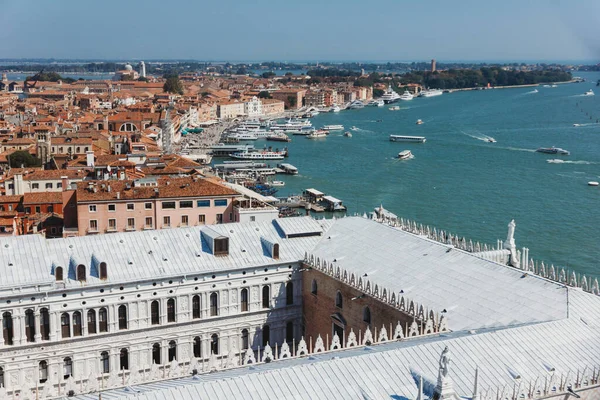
[201,228,229,256]
[260,237,280,260]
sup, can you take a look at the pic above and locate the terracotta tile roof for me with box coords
[51,137,93,145]
[23,192,62,205]
[0,195,23,203]
[76,177,238,202]
[22,169,87,181]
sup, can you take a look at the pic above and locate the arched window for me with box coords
[98,307,108,332]
[100,351,109,373]
[272,243,279,259]
[2,312,13,345]
[61,313,70,338]
[311,279,318,295]
[76,264,86,282]
[192,295,200,319]
[167,298,176,323]
[63,357,73,379]
[240,288,248,312]
[210,292,218,316]
[73,311,82,336]
[286,282,294,305]
[118,305,128,330]
[87,309,96,334]
[363,307,371,324]
[120,348,129,371]
[168,340,177,362]
[193,336,201,358]
[286,321,294,343]
[40,308,50,340]
[151,300,160,325]
[55,266,63,281]
[262,325,270,347]
[25,309,36,342]
[241,329,249,350]
[262,285,270,309]
[335,291,343,309]
[210,334,219,355]
[99,262,108,280]
[152,343,161,364]
[39,361,48,383]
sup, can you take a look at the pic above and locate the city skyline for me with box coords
[1,0,599,62]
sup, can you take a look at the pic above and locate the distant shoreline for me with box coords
[448,79,578,92]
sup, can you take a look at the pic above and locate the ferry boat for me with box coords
[584,89,595,96]
[270,119,312,131]
[380,85,401,104]
[419,89,443,98]
[347,100,365,109]
[228,132,258,141]
[322,124,344,131]
[307,131,327,139]
[536,147,570,155]
[291,126,317,135]
[399,90,414,101]
[230,150,286,160]
[390,135,426,143]
[397,150,413,160]
[277,163,298,175]
[210,143,255,156]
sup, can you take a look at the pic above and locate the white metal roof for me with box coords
[309,217,567,331]
[322,195,342,203]
[305,188,324,196]
[274,217,324,238]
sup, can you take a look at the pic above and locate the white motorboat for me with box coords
[487,137,497,143]
[397,150,413,160]
[347,100,365,109]
[344,131,352,137]
[399,90,414,101]
[307,131,327,139]
[419,89,443,98]
[322,125,344,131]
[330,105,341,113]
[584,89,595,96]
[380,85,401,104]
[573,124,581,127]
[350,126,359,131]
[551,84,558,88]
[368,99,385,107]
[536,147,570,155]
[271,181,285,187]
[416,119,423,125]
[588,181,599,186]
[390,135,426,143]
[388,106,400,111]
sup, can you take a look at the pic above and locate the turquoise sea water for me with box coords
[274,71,600,277]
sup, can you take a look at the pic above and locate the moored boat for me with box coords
[230,149,287,160]
[380,85,401,104]
[419,89,443,98]
[399,90,414,101]
[347,100,365,109]
[322,124,344,131]
[307,131,327,139]
[271,180,285,187]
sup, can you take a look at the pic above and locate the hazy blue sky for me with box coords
[1,0,599,62]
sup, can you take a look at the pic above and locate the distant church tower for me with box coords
[35,132,51,165]
[139,61,146,78]
[431,59,437,73]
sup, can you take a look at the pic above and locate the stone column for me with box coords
[68,312,74,338]
[49,312,58,341]
[81,308,88,336]
[16,315,25,345]
[34,310,41,342]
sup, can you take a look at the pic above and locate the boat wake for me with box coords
[546,159,598,165]
[523,89,539,95]
[501,146,536,153]
[461,130,496,143]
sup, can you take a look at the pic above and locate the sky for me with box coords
[1,0,599,63]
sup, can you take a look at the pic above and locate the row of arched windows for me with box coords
[54,262,108,282]
[310,279,371,324]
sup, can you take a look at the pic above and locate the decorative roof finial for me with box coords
[433,346,460,400]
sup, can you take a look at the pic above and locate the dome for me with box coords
[125,64,133,71]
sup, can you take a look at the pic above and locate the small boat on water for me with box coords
[397,150,413,160]
[350,126,359,131]
[487,137,497,143]
[347,100,365,109]
[588,181,599,186]
[551,84,558,88]
[266,133,291,142]
[416,119,423,125]
[536,147,570,155]
[390,135,426,143]
[389,106,400,111]
[368,99,385,107]
[271,181,285,187]
[584,89,595,96]
[322,124,344,131]
[573,123,582,127]
[344,131,352,137]
[307,131,327,139]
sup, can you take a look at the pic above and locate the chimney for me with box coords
[86,151,95,168]
[61,176,68,192]
[116,192,120,199]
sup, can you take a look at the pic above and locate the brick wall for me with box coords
[301,267,414,345]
